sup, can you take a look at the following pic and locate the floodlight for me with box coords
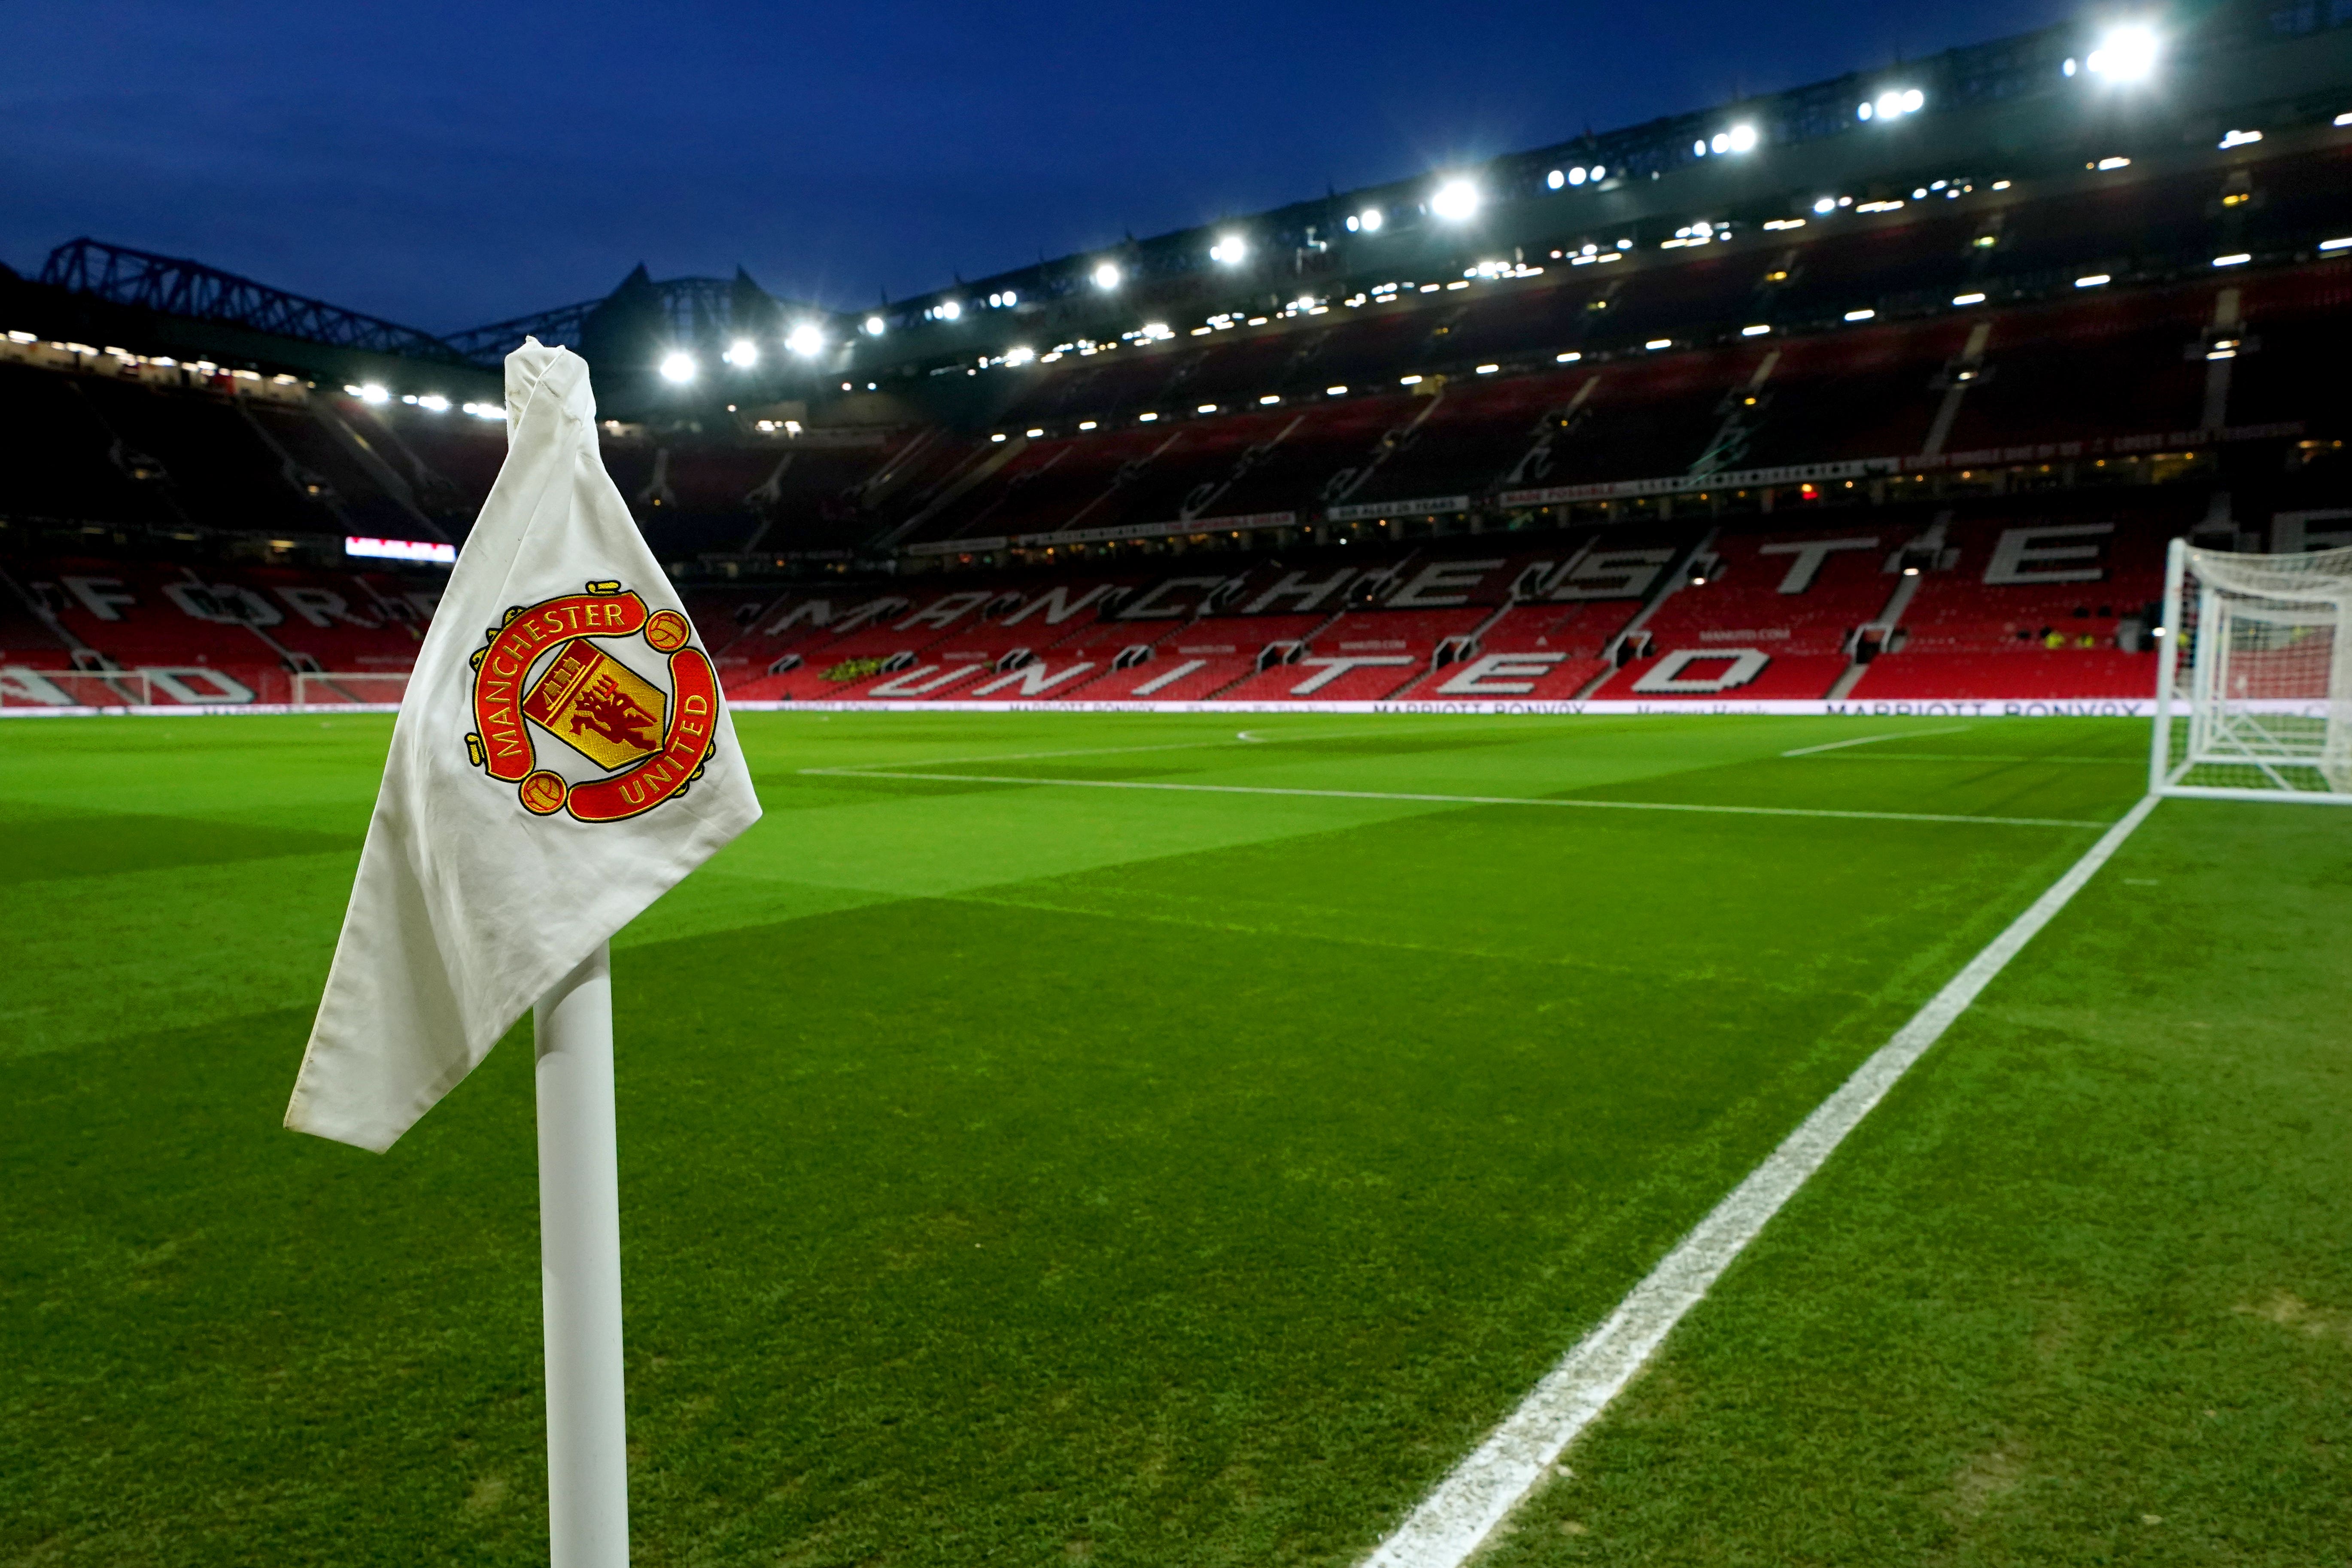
[1863,88,1922,122]
[1813,196,1837,213]
[1356,208,1383,232]
[2086,24,2159,80]
[1695,139,1710,157]
[357,383,390,404]
[785,324,824,357]
[863,315,886,336]
[1729,124,1759,152]
[1092,261,1122,290]
[723,337,759,368]
[1430,179,1480,221]
[657,353,695,384]
[416,393,450,412]
[1569,166,1588,185]
[1210,234,1249,264]
[938,300,962,321]
[1547,168,1565,189]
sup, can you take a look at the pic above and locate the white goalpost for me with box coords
[2151,537,2352,804]
[290,671,413,710]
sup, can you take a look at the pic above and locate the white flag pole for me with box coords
[535,940,631,1568]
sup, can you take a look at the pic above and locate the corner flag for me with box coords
[286,337,762,1152]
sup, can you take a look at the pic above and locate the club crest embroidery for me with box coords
[463,580,717,821]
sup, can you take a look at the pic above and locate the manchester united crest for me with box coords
[463,580,718,821]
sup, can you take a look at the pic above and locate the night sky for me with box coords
[3,1,2068,333]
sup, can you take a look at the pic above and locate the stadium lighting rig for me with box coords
[721,337,758,368]
[863,315,886,337]
[658,351,696,383]
[784,323,825,357]
[1691,124,1759,157]
[1209,233,1249,263]
[1342,209,1383,233]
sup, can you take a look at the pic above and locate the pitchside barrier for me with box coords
[1,691,2168,720]
[729,698,2164,717]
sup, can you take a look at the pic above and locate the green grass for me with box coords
[2,711,2343,1566]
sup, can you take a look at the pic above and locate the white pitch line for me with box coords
[1780,725,1973,757]
[1358,790,2164,1568]
[827,722,1423,774]
[798,768,2110,830]
[839,738,1241,770]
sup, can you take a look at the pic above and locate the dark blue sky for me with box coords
[2,1,2069,332]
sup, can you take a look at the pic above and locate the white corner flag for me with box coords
[286,336,762,1151]
[288,338,761,1568]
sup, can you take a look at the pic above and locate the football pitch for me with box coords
[5,710,2347,1566]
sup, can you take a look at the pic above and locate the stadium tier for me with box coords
[6,497,2229,707]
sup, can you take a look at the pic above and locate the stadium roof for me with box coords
[18,0,2352,405]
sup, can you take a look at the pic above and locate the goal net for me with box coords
[290,671,412,711]
[2151,537,2352,802]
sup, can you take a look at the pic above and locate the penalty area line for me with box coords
[798,768,2111,830]
[1357,791,2164,1568]
[1780,724,1973,757]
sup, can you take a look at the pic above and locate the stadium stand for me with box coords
[6,17,2349,707]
